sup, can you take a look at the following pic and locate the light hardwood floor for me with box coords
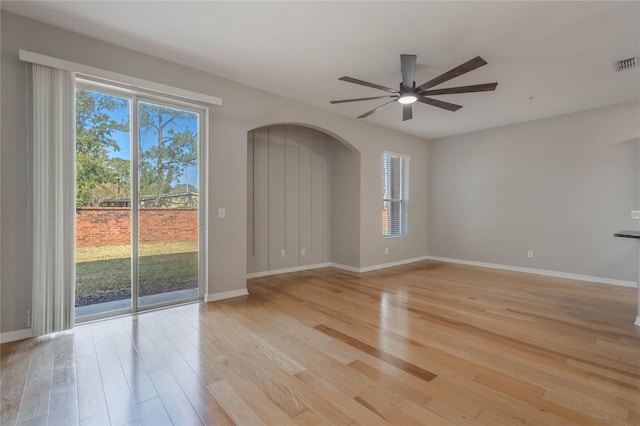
[1,261,639,425]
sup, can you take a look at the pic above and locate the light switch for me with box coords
[218,208,225,219]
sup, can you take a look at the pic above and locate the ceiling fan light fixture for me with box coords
[398,95,417,105]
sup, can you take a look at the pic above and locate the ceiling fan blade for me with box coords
[420,82,498,96]
[400,54,417,89]
[330,95,397,104]
[339,76,397,94]
[357,99,397,119]
[417,96,463,112]
[402,104,412,121]
[416,56,488,92]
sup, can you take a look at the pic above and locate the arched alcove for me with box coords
[247,124,360,275]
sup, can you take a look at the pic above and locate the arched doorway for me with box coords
[247,124,360,275]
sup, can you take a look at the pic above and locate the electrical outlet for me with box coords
[632,210,640,220]
[26,309,32,328]
[300,248,306,256]
[281,249,286,257]
[218,208,225,219]
[384,247,389,255]
[527,250,534,258]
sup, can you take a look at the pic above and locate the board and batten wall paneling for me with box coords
[247,125,333,273]
[298,127,313,266]
[267,126,288,270]
[309,130,326,265]
[323,133,332,265]
[284,126,300,267]
[247,129,269,272]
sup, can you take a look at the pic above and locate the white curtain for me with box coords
[32,64,76,335]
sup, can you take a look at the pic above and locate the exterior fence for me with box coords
[76,207,198,247]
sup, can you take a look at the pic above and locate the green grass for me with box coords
[76,241,197,262]
[75,242,198,297]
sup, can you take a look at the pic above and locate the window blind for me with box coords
[382,152,409,237]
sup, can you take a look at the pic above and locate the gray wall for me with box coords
[330,141,361,267]
[1,12,429,333]
[247,125,335,273]
[428,101,640,282]
[1,17,32,333]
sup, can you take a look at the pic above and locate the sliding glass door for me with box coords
[75,83,205,321]
[137,101,200,308]
[75,90,133,318]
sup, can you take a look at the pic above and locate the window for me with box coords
[382,152,409,237]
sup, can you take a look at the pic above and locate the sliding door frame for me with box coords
[75,79,208,322]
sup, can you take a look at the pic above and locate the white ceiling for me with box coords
[3,1,639,139]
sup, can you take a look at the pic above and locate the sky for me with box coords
[94,92,200,189]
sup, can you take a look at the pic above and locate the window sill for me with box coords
[383,234,408,239]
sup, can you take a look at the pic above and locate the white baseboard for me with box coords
[245,255,636,289]
[246,263,331,279]
[329,257,431,274]
[0,328,33,344]
[424,255,638,288]
[356,256,431,273]
[245,258,431,277]
[204,288,249,302]
[328,262,361,273]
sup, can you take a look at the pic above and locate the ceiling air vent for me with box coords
[617,56,638,71]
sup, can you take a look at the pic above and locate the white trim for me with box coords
[329,257,430,274]
[246,263,331,279]
[424,255,638,288]
[205,289,249,302]
[199,103,209,303]
[1,328,33,344]
[247,255,636,288]
[19,50,222,106]
[329,263,362,273]
[357,256,429,273]
[635,316,640,327]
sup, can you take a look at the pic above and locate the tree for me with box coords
[107,157,131,197]
[138,104,197,206]
[75,90,129,206]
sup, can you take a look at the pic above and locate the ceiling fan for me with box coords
[330,55,498,121]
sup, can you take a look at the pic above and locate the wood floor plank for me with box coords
[48,333,79,426]
[2,261,639,425]
[216,368,298,426]
[76,347,109,422]
[135,397,172,426]
[353,390,423,426]
[294,370,390,426]
[395,399,453,426]
[207,379,267,426]
[542,389,631,425]
[423,398,486,426]
[1,339,35,425]
[347,359,430,405]
[315,324,437,382]
[148,368,203,426]
[162,351,234,426]
[102,372,139,426]
[15,337,55,424]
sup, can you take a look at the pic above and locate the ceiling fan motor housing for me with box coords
[399,81,417,96]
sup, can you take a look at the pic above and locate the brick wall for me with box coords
[76,208,198,247]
